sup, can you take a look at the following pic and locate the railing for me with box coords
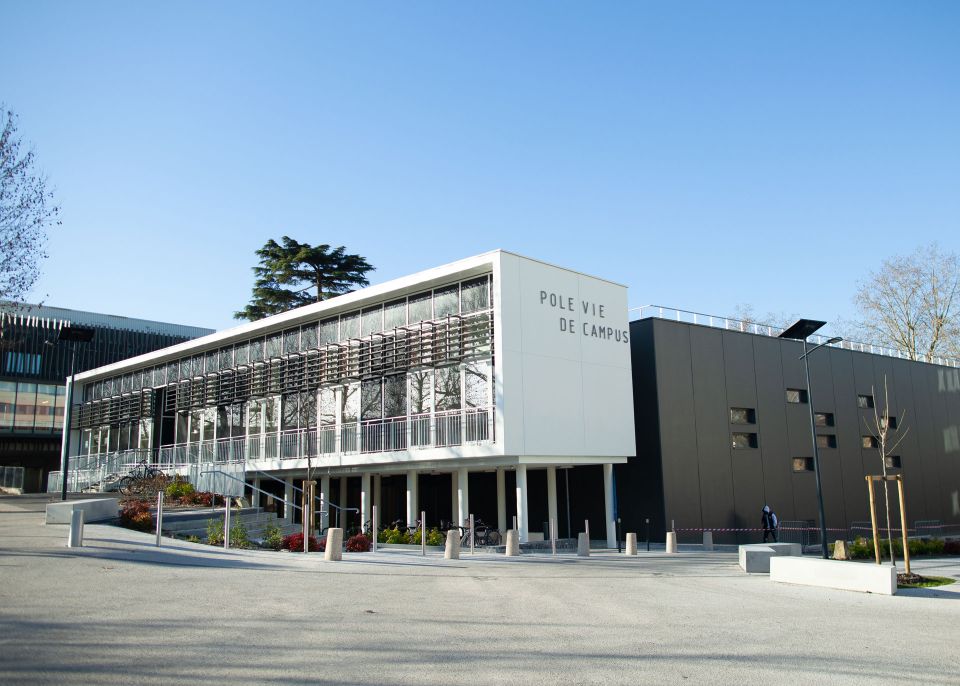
[633,305,960,368]
[1,466,24,490]
[51,406,495,493]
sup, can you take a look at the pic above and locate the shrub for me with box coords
[380,526,408,544]
[192,492,223,507]
[281,532,323,552]
[185,535,201,544]
[165,476,195,499]
[346,533,371,552]
[426,528,445,546]
[119,500,154,532]
[261,523,284,550]
[206,518,224,546]
[944,539,960,555]
[230,520,251,549]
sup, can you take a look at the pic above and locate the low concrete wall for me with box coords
[46,498,119,525]
[739,543,802,573]
[770,557,897,595]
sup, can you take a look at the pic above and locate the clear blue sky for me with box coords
[4,1,958,335]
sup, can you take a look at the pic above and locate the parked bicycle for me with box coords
[458,518,502,547]
[118,461,167,497]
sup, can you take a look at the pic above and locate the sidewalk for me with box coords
[2,494,959,685]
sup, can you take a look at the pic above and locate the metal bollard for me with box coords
[421,510,426,556]
[156,491,164,547]
[469,513,475,555]
[224,499,231,550]
[67,509,84,548]
[372,505,378,553]
[550,518,557,556]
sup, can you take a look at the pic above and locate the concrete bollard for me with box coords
[444,529,460,559]
[625,532,637,555]
[67,509,84,548]
[666,531,677,554]
[703,531,714,551]
[505,529,520,556]
[324,528,343,561]
[833,539,849,560]
[577,532,590,557]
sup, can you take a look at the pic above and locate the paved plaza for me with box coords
[1,495,959,685]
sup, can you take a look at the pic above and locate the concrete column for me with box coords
[458,466,469,527]
[339,476,348,529]
[406,469,418,526]
[283,478,294,524]
[547,467,558,536]
[603,463,616,549]
[496,468,506,533]
[450,470,459,524]
[516,465,529,543]
[361,472,371,533]
[319,475,331,531]
[251,478,261,508]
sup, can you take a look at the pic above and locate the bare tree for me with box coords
[0,107,60,302]
[730,304,799,333]
[864,377,910,566]
[851,244,960,362]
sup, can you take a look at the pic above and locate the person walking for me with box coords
[761,505,778,543]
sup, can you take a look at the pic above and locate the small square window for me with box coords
[857,394,874,409]
[732,432,758,449]
[730,407,756,424]
[881,416,898,430]
[862,435,879,449]
[816,434,837,449]
[786,388,809,404]
[814,412,835,427]
[792,457,814,472]
[884,455,902,470]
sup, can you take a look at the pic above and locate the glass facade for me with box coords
[0,381,66,433]
[74,274,496,465]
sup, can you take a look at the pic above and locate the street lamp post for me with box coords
[780,319,842,559]
[57,325,95,501]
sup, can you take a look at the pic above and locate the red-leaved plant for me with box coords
[281,533,324,552]
[345,533,371,552]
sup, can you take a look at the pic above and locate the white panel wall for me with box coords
[496,253,636,458]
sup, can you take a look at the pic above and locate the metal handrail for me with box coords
[631,304,960,368]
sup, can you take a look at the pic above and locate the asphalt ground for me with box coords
[1,494,959,685]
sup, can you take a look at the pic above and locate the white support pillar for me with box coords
[339,476,348,529]
[283,478,294,524]
[451,470,459,524]
[496,468,506,533]
[603,463,616,549]
[361,472,371,533]
[406,469,418,527]
[320,475,331,531]
[516,465,529,543]
[547,467,558,539]
[458,467,469,527]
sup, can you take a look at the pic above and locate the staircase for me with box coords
[160,507,302,543]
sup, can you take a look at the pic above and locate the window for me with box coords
[433,285,459,318]
[786,388,808,404]
[857,394,874,409]
[884,455,902,470]
[862,435,878,449]
[4,352,42,375]
[319,318,338,345]
[731,432,758,449]
[793,457,814,472]
[383,299,407,329]
[729,407,756,424]
[816,434,837,449]
[881,415,898,430]
[814,412,835,427]
[461,276,490,313]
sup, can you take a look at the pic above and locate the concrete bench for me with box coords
[46,498,119,525]
[738,542,801,573]
[770,557,897,595]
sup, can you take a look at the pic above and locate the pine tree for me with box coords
[234,237,374,321]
